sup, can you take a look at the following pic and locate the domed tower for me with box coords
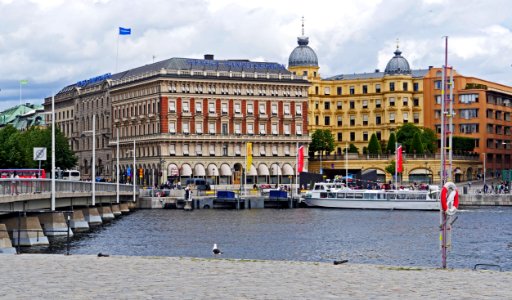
[288,18,319,79]
[384,45,411,75]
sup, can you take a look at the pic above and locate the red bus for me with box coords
[0,169,46,179]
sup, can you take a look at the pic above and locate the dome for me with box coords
[384,47,411,75]
[288,36,318,67]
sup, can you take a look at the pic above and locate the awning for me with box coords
[247,164,257,176]
[207,164,219,176]
[409,168,431,175]
[180,164,192,176]
[219,164,232,176]
[270,164,282,176]
[454,168,463,174]
[282,164,294,176]
[168,164,179,176]
[258,164,270,176]
[194,164,206,176]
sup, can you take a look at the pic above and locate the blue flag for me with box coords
[119,27,131,35]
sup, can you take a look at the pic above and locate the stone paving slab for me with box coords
[0,254,510,299]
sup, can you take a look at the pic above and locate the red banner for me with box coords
[396,145,403,173]
[297,146,305,173]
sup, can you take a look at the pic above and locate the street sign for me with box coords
[33,147,47,161]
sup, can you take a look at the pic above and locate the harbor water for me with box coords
[27,207,512,270]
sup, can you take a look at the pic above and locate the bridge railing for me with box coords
[0,179,134,197]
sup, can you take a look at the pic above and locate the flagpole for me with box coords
[395,142,398,191]
[295,142,299,200]
[116,30,120,73]
[244,142,247,198]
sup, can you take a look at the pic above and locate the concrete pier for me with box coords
[3,216,49,246]
[119,203,130,214]
[0,224,16,254]
[69,210,90,232]
[82,208,103,226]
[38,212,73,237]
[111,204,122,216]
[97,206,115,221]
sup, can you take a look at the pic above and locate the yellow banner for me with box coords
[246,142,252,172]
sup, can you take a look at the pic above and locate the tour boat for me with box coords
[304,181,440,210]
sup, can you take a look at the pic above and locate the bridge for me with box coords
[0,179,138,253]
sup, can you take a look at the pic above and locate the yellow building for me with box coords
[289,39,427,154]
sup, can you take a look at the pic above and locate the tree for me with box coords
[421,128,438,154]
[347,143,359,154]
[385,160,396,175]
[396,123,422,153]
[309,129,335,156]
[386,132,396,154]
[412,132,424,155]
[367,133,382,154]
[452,136,475,153]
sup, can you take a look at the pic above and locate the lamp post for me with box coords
[116,128,119,203]
[83,115,96,206]
[126,140,136,202]
[51,94,55,211]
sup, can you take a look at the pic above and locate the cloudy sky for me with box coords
[1,0,512,111]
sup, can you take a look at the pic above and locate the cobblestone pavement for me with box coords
[0,254,510,299]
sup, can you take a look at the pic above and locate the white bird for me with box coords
[212,243,222,255]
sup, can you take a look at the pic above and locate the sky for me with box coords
[1,0,512,111]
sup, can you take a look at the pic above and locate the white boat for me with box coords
[304,181,440,210]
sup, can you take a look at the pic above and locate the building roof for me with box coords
[325,69,429,81]
[0,103,46,129]
[288,36,319,68]
[384,47,411,75]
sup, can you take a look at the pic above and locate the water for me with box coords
[30,207,512,270]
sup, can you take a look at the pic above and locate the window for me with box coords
[337,116,342,126]
[315,115,319,125]
[350,86,355,95]
[221,103,228,115]
[324,116,330,126]
[375,99,381,108]
[434,80,442,89]
[376,115,381,125]
[362,100,368,109]
[196,102,202,113]
[271,104,278,115]
[284,124,290,135]
[363,132,368,141]
[459,124,479,134]
[247,123,254,135]
[296,104,302,115]
[459,109,478,119]
[259,103,266,114]
[389,113,395,123]
[337,87,342,95]
[389,97,395,106]
[413,82,419,92]
[182,122,190,134]
[259,124,266,135]
[324,101,330,110]
[296,124,302,135]
[272,123,278,135]
[350,132,355,141]
[169,144,176,156]
[169,122,176,134]
[362,115,368,126]
[350,101,355,109]
[209,144,215,156]
[324,87,330,95]
[375,84,381,93]
[235,144,241,156]
[389,82,395,91]
[272,145,278,156]
[403,112,409,123]
[350,115,355,126]
[209,102,215,113]
[196,122,202,134]
[435,95,442,104]
[234,103,241,114]
[247,103,254,115]
[223,144,228,156]
[183,144,189,156]
[413,113,419,124]
[222,123,228,135]
[337,133,342,141]
[413,98,419,106]
[284,145,290,156]
[434,110,441,119]
[284,104,290,115]
[362,85,368,94]
[209,123,216,134]
[376,132,381,140]
[337,101,342,109]
[169,101,176,112]
[235,123,241,135]
[403,97,408,106]
[459,94,479,103]
[403,82,408,91]
[196,144,202,155]
[260,145,266,155]
[183,102,189,112]
[315,101,319,109]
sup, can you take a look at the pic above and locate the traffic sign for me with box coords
[33,147,47,161]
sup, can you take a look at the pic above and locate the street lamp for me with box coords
[126,140,136,203]
[83,114,96,206]
[116,128,120,203]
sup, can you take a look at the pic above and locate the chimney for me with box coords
[204,54,214,60]
[375,69,380,73]
[428,66,433,69]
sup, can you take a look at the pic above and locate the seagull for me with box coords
[212,243,222,255]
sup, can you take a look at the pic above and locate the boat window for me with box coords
[354,193,364,199]
[320,192,327,198]
[328,192,336,198]
[336,193,345,198]
[315,185,323,191]
[387,194,396,200]
[364,193,377,200]
[346,193,354,199]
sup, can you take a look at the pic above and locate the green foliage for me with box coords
[452,136,475,153]
[386,132,396,154]
[396,123,438,154]
[380,140,388,154]
[421,128,438,154]
[465,83,487,90]
[412,132,424,155]
[367,133,382,154]
[309,129,335,155]
[385,160,396,175]
[348,143,359,154]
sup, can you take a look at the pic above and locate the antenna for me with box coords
[301,16,305,36]
[152,55,156,63]
[396,38,399,49]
